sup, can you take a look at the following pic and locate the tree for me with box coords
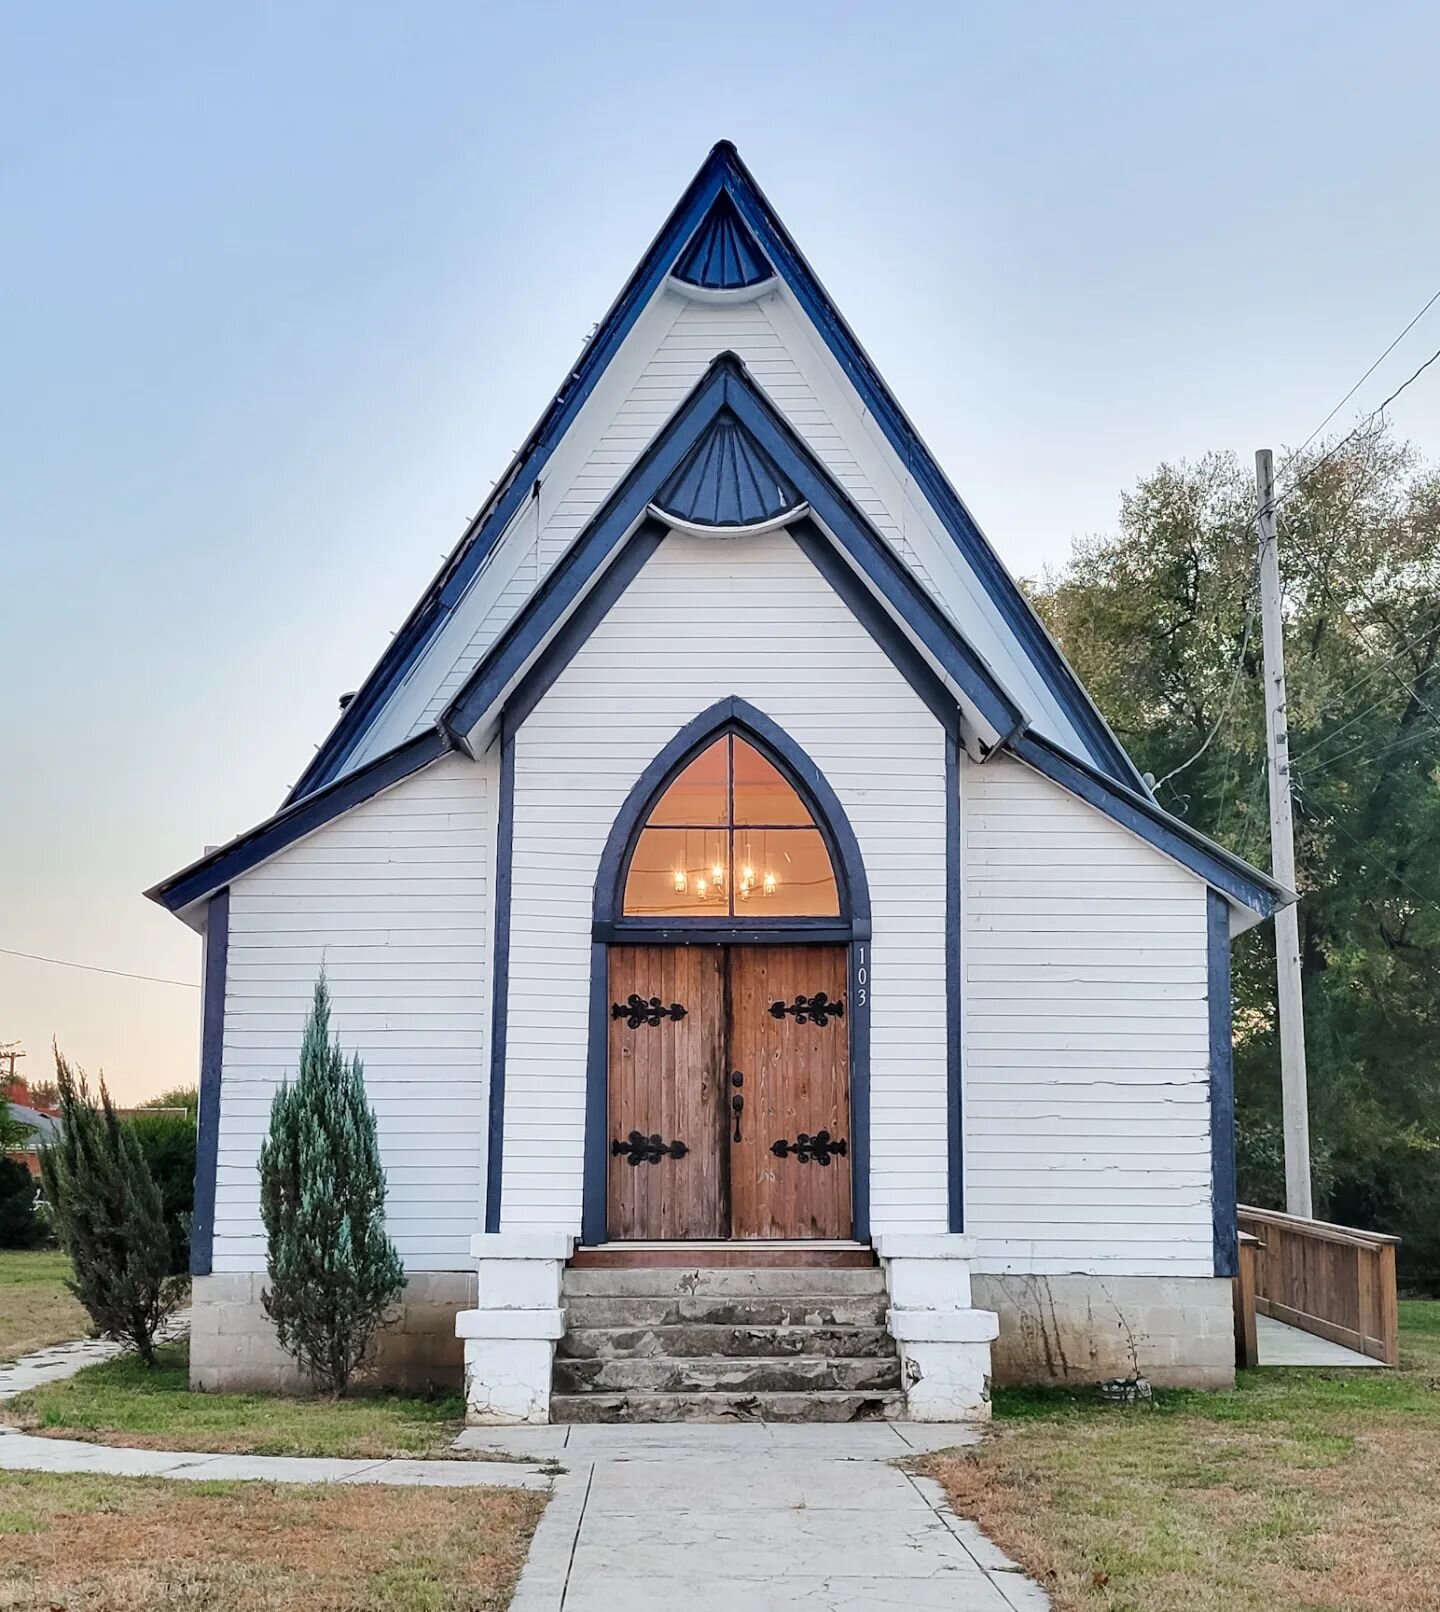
[142,1085,199,1114]
[258,976,405,1395]
[1031,425,1440,1286]
[0,1094,31,1153]
[126,1109,196,1275]
[0,1157,44,1249]
[39,1050,184,1362]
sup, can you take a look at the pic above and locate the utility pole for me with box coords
[1256,448,1313,1218]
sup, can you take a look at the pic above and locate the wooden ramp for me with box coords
[1256,1315,1383,1368]
[1235,1206,1400,1368]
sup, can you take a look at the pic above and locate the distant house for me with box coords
[3,1084,59,1177]
[148,143,1291,1423]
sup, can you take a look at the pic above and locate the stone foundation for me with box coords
[972,1273,1235,1389]
[188,1272,475,1394]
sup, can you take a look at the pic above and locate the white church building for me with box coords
[151,143,1288,1423]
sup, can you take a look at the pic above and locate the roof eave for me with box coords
[1007,730,1294,922]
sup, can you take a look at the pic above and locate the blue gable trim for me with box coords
[291,141,1143,803]
[578,698,873,1244]
[286,148,746,803]
[148,729,454,914]
[672,191,773,290]
[1009,731,1287,917]
[653,409,802,528]
[1209,889,1238,1278]
[190,887,229,1277]
[443,352,1022,746]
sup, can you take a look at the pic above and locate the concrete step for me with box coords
[563,1293,890,1330]
[551,1389,906,1424]
[561,1267,888,1299]
[554,1354,902,1395]
[557,1322,896,1360]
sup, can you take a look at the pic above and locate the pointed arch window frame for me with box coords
[593,699,871,946]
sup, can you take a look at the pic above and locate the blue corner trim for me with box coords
[148,730,454,914]
[1009,731,1288,917]
[653,409,801,528]
[581,697,872,1242]
[291,140,1142,804]
[484,731,516,1235]
[190,887,229,1277]
[442,353,1018,746]
[946,730,964,1234]
[1209,889,1238,1278]
[672,191,773,289]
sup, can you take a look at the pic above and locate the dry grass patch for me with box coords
[925,1300,1440,1612]
[0,1470,544,1611]
[0,1252,88,1364]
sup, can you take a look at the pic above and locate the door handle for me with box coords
[731,1092,744,1143]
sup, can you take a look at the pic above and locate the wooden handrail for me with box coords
[1237,1204,1401,1250]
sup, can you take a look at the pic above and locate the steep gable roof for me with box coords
[288,141,1145,803]
[149,350,1290,930]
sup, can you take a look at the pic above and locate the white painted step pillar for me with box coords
[874,1234,999,1420]
[455,1230,574,1424]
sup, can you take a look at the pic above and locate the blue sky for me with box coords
[3,1,1438,1098]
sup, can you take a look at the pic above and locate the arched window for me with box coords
[622,734,840,918]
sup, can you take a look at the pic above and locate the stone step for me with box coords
[557,1322,896,1360]
[551,1389,907,1424]
[561,1266,888,1299]
[563,1293,890,1330]
[553,1354,902,1395]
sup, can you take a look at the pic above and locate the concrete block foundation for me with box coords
[189,1272,475,1394]
[972,1273,1236,1389]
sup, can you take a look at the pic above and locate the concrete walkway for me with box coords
[462,1423,1048,1611]
[1,1330,1043,1605]
[0,1425,551,1488]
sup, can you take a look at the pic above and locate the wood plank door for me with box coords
[606,945,726,1239]
[728,945,852,1240]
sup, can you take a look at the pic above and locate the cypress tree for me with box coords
[39,1050,182,1363]
[259,975,404,1395]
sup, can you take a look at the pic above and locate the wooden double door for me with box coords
[607,944,852,1241]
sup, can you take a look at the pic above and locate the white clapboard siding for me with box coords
[403,295,944,742]
[502,526,949,1235]
[213,752,493,1272]
[962,754,1215,1277]
[344,247,1105,778]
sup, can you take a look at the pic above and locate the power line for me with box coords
[1298,717,1440,780]
[1294,778,1432,908]
[1288,617,1440,767]
[1274,340,1440,515]
[1278,285,1440,472]
[1156,321,1440,813]
[0,946,198,989]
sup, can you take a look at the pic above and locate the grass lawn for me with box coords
[926,1299,1440,1612]
[4,1339,475,1460]
[0,1250,87,1363]
[0,1470,543,1611]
